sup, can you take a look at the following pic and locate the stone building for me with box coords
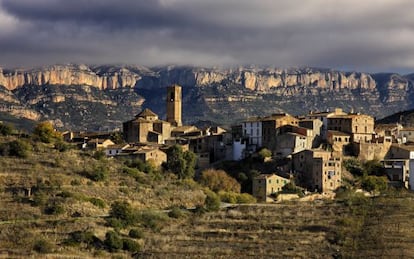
[305,108,347,139]
[292,149,342,193]
[252,174,290,202]
[123,108,171,144]
[166,84,182,127]
[327,113,374,143]
[261,113,299,150]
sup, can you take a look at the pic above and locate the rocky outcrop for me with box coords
[1,64,414,130]
[0,65,379,92]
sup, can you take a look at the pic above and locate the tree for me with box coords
[200,169,241,193]
[258,148,272,161]
[164,145,196,179]
[361,176,387,193]
[33,121,62,143]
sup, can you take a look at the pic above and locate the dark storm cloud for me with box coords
[1,0,414,72]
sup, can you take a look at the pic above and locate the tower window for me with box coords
[170,92,175,101]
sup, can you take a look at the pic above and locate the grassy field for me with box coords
[1,136,414,258]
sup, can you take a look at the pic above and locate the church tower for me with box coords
[166,84,182,127]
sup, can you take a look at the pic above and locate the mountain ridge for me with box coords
[0,64,414,130]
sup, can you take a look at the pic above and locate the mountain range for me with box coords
[1,64,414,130]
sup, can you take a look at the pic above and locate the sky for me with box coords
[0,0,414,73]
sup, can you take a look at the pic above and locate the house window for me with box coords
[269,179,271,183]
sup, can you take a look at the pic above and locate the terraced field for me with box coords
[141,195,414,258]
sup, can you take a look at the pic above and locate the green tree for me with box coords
[164,145,196,179]
[33,121,62,143]
[258,148,272,161]
[108,200,135,227]
[361,176,387,193]
[200,169,241,193]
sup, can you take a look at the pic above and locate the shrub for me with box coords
[236,193,256,203]
[33,238,53,253]
[204,189,221,211]
[89,197,106,208]
[138,210,169,232]
[107,200,137,228]
[168,206,187,219]
[93,150,106,160]
[218,191,238,204]
[0,140,31,158]
[258,148,272,160]
[82,165,109,182]
[128,228,144,239]
[122,238,141,253]
[200,169,241,193]
[54,140,70,152]
[44,202,65,215]
[104,231,123,252]
[65,230,97,246]
[361,175,387,193]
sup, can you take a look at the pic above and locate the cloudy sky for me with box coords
[0,0,413,73]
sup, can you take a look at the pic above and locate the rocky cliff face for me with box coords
[0,64,413,130]
[0,65,379,92]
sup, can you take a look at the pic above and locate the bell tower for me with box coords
[166,84,182,127]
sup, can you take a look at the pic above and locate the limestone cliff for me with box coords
[0,64,414,130]
[0,65,379,92]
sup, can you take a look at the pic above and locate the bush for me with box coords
[236,193,256,203]
[122,238,141,253]
[54,140,70,152]
[128,228,144,239]
[65,231,97,247]
[168,206,187,219]
[200,169,241,193]
[33,238,53,253]
[258,148,272,160]
[93,150,106,160]
[104,231,123,252]
[204,189,221,211]
[138,210,169,232]
[108,201,136,228]
[361,175,387,193]
[89,197,106,208]
[82,165,109,182]
[0,140,31,158]
[218,191,256,204]
[44,202,65,215]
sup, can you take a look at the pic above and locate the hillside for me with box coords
[1,65,414,130]
[1,135,414,257]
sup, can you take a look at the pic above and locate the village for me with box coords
[62,84,414,202]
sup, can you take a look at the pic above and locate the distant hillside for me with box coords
[376,108,414,126]
[1,64,414,130]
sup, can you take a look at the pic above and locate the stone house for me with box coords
[252,174,290,202]
[274,132,309,158]
[105,144,130,157]
[381,159,409,188]
[132,147,167,167]
[327,113,374,143]
[327,130,351,155]
[399,127,414,143]
[375,123,402,141]
[385,144,414,190]
[86,138,115,150]
[305,108,347,140]
[242,117,263,149]
[262,113,299,150]
[292,149,342,193]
